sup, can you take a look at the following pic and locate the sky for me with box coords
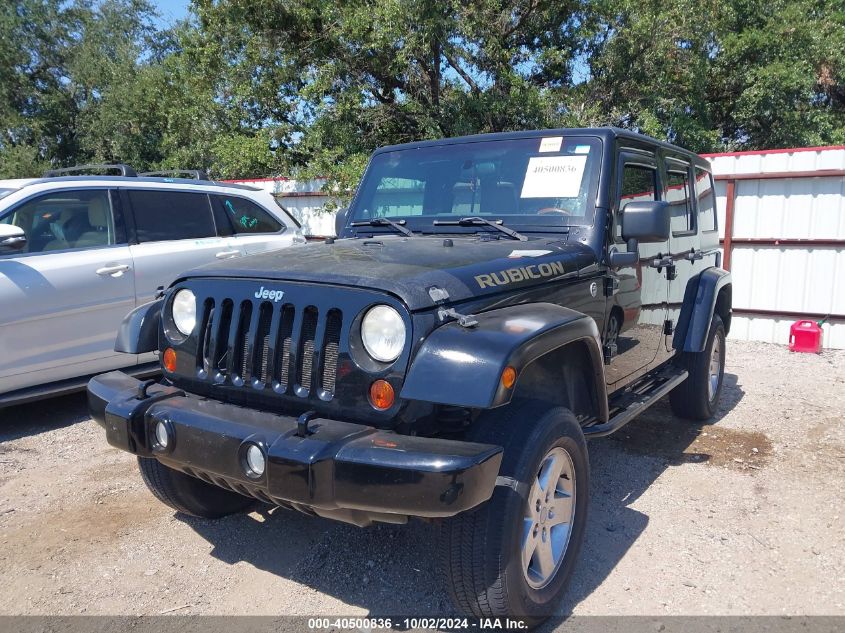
[151,0,191,27]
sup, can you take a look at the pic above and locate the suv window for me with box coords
[695,168,717,232]
[617,164,658,240]
[129,190,216,243]
[215,195,282,234]
[666,167,694,235]
[0,189,115,254]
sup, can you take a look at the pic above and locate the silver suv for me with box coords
[0,165,304,406]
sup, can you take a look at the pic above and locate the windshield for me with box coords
[0,188,17,201]
[349,135,602,231]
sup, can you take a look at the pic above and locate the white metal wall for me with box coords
[708,146,845,349]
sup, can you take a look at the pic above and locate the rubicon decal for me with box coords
[254,286,285,302]
[475,260,567,288]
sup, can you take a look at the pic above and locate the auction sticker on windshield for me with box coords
[520,155,587,198]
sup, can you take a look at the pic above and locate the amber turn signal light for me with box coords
[162,347,177,373]
[501,366,517,389]
[369,379,395,410]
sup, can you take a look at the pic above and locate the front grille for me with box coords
[196,298,343,399]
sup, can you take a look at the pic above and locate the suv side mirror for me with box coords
[334,208,348,237]
[0,224,27,253]
[621,200,670,243]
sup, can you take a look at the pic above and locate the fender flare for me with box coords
[114,299,162,354]
[672,267,732,353]
[400,303,608,419]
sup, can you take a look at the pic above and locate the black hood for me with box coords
[181,235,598,311]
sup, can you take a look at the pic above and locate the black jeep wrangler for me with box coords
[88,128,731,623]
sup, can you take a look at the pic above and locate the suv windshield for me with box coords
[0,188,17,201]
[349,135,602,232]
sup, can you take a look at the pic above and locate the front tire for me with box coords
[137,457,254,518]
[670,314,726,420]
[439,402,589,625]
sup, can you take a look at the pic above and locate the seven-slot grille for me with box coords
[196,297,343,399]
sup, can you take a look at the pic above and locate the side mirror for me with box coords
[0,224,27,253]
[334,208,348,237]
[621,200,670,243]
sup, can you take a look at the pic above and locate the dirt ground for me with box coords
[0,340,843,624]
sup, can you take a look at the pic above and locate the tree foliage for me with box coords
[1,0,843,183]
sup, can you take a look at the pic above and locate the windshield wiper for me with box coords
[350,217,414,237]
[433,216,528,241]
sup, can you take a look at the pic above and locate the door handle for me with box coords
[686,249,704,261]
[215,250,240,259]
[650,256,673,269]
[95,264,131,276]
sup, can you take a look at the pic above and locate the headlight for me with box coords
[171,289,197,336]
[361,305,406,362]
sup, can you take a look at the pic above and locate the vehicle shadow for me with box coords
[181,373,745,619]
[0,392,90,442]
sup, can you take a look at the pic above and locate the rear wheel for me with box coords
[670,314,726,420]
[439,402,589,625]
[137,457,254,519]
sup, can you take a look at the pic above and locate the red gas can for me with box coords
[789,320,823,353]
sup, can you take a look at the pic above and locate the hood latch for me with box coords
[438,307,479,328]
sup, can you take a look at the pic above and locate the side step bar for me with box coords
[583,367,688,438]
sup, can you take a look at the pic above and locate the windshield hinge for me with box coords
[438,307,479,328]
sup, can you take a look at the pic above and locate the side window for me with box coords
[666,167,694,235]
[617,164,658,240]
[129,190,216,243]
[0,189,114,254]
[216,196,282,234]
[695,168,717,232]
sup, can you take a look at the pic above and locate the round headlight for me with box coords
[171,289,197,336]
[361,305,406,363]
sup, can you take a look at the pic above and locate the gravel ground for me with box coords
[0,340,843,623]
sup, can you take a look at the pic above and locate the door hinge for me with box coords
[663,320,674,336]
[666,263,677,281]
[603,342,617,364]
[604,277,619,297]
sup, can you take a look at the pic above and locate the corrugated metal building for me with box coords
[227,143,845,349]
[705,145,845,349]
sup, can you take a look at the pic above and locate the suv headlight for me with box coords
[361,305,405,362]
[171,289,197,336]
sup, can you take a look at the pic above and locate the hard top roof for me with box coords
[373,127,710,167]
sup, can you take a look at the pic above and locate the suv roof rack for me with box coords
[43,164,137,178]
[139,169,209,181]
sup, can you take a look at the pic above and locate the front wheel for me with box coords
[137,457,254,519]
[439,402,589,625]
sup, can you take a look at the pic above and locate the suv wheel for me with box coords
[137,457,254,518]
[439,402,589,625]
[670,314,726,420]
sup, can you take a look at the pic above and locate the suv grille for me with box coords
[196,298,343,399]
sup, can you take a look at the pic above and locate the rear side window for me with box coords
[0,189,115,254]
[666,167,694,235]
[215,195,282,234]
[129,190,216,243]
[617,164,658,240]
[695,168,717,232]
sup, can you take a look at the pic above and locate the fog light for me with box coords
[245,444,266,478]
[154,420,170,449]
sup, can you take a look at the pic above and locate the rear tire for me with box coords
[439,401,589,626]
[137,457,254,518]
[670,314,726,420]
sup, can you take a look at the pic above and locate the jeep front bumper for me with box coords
[87,372,503,525]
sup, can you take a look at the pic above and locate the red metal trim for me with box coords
[722,179,736,270]
[701,145,845,158]
[733,308,845,322]
[714,169,845,181]
[721,238,845,248]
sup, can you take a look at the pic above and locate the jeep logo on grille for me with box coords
[254,286,285,302]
